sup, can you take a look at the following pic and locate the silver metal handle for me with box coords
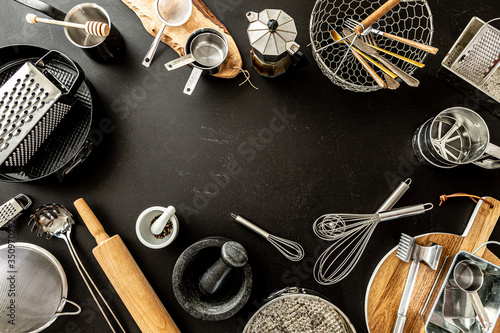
[374,55,420,87]
[469,291,491,331]
[165,54,196,71]
[472,143,500,169]
[379,203,433,222]
[392,260,421,333]
[142,22,167,67]
[233,214,270,239]
[183,67,203,95]
[55,299,82,317]
[377,178,411,213]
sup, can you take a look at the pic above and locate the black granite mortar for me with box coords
[172,237,253,321]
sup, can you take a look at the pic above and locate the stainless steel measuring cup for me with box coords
[450,260,491,331]
[179,27,229,95]
[412,107,500,169]
[142,0,193,67]
[165,33,227,70]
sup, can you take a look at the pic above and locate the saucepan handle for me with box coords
[165,54,196,71]
[473,143,500,169]
[13,0,66,21]
[54,298,82,317]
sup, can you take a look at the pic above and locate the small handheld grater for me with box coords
[0,194,32,228]
[0,51,82,170]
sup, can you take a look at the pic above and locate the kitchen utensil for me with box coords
[314,203,433,241]
[26,13,110,36]
[412,107,500,169]
[136,206,179,249]
[180,27,228,95]
[366,197,500,333]
[0,242,81,333]
[450,18,500,86]
[199,241,248,295]
[330,28,398,80]
[393,234,443,333]
[443,286,476,332]
[150,205,175,235]
[164,32,227,71]
[29,203,125,333]
[172,237,252,321]
[142,0,193,67]
[450,260,491,330]
[246,9,308,78]
[425,249,500,333]
[231,213,304,262]
[310,0,434,92]
[15,1,123,62]
[344,29,420,87]
[331,28,387,88]
[313,178,410,285]
[243,287,356,333]
[366,32,400,89]
[74,198,181,333]
[0,45,93,182]
[0,193,31,228]
[438,17,500,119]
[345,18,438,54]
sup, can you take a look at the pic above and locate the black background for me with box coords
[1,0,500,332]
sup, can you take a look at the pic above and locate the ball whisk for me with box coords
[231,213,305,262]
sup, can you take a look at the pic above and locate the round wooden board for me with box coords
[365,198,500,333]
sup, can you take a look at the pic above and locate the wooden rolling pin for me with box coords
[74,198,180,333]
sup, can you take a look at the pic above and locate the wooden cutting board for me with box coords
[121,0,242,78]
[366,197,500,333]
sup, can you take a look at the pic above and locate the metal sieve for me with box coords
[0,242,81,333]
[243,287,356,333]
[310,0,434,92]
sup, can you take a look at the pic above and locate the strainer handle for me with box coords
[354,0,400,35]
[55,299,82,317]
[472,143,500,169]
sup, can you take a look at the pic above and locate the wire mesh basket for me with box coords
[310,0,435,92]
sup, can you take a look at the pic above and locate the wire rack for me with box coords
[310,0,435,92]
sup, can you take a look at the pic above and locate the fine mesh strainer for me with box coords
[243,287,356,333]
[310,0,434,92]
[0,242,81,333]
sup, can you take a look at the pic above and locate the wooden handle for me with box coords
[355,0,401,35]
[74,198,110,245]
[382,32,438,54]
[351,48,387,88]
[93,235,181,333]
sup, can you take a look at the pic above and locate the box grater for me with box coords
[450,18,500,86]
[0,50,83,173]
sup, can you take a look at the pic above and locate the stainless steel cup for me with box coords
[412,107,500,169]
[64,3,124,62]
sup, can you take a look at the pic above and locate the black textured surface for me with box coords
[1,0,500,332]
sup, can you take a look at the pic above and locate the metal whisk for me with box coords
[231,213,305,262]
[313,179,434,285]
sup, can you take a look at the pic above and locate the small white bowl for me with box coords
[136,206,179,249]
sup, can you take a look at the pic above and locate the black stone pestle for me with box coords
[199,241,248,295]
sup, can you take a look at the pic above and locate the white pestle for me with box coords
[150,206,176,235]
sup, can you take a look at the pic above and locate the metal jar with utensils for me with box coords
[165,27,228,95]
[246,9,308,78]
[243,287,356,333]
[0,242,81,333]
[0,45,94,182]
[423,250,500,333]
[437,17,500,118]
